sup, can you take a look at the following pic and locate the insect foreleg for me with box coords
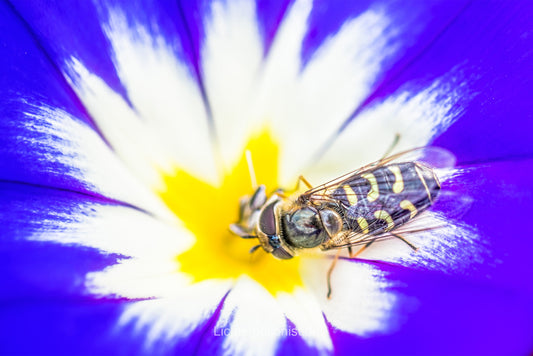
[296,175,313,190]
[274,190,289,199]
[274,175,313,199]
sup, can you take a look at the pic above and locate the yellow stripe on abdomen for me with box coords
[400,199,418,219]
[388,165,404,193]
[374,210,395,231]
[361,173,379,202]
[357,217,369,234]
[342,184,358,205]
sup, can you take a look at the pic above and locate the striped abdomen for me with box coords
[331,162,440,235]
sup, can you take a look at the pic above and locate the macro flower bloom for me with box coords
[1,0,533,355]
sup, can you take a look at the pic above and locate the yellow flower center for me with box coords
[160,129,303,295]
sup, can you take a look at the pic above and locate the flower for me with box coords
[1,0,532,355]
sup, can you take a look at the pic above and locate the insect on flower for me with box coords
[230,144,457,298]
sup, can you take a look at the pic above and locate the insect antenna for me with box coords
[249,244,262,254]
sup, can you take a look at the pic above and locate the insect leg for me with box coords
[328,238,381,298]
[349,239,377,258]
[274,189,289,199]
[296,175,313,190]
[274,175,313,199]
[326,250,342,299]
[390,232,418,251]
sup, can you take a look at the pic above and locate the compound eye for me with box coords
[258,202,278,236]
[283,207,327,248]
[271,247,294,259]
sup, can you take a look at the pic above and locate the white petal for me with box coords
[353,211,486,276]
[301,258,399,336]
[307,67,473,183]
[117,280,231,353]
[66,9,218,186]
[256,4,397,185]
[79,204,194,298]
[21,104,173,218]
[200,0,400,186]
[28,203,190,257]
[66,59,178,189]
[200,0,313,180]
[201,0,264,170]
[86,258,192,299]
[276,288,333,353]
[214,276,287,356]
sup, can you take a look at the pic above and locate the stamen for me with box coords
[245,149,257,189]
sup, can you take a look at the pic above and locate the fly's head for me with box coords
[230,185,295,259]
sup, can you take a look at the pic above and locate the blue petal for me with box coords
[329,261,533,356]
[0,295,281,356]
[276,320,326,356]
[0,293,233,355]
[0,2,87,119]
[0,182,127,298]
[10,0,224,185]
[256,0,292,53]
[345,0,533,163]
[181,0,476,180]
[0,300,138,355]
[195,319,324,356]
[434,1,533,162]
[193,310,325,356]
[0,1,173,212]
[8,0,121,95]
[446,158,533,294]
[180,0,470,76]
[301,0,470,72]
[0,1,95,191]
[9,0,203,101]
[180,0,291,56]
[0,241,119,299]
[324,158,533,354]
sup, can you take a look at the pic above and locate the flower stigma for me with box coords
[160,129,303,295]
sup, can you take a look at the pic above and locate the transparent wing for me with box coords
[300,146,455,204]
[383,146,456,169]
[320,190,473,251]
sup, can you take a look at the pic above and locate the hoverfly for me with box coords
[230,147,455,297]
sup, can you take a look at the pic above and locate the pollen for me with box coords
[160,129,303,295]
